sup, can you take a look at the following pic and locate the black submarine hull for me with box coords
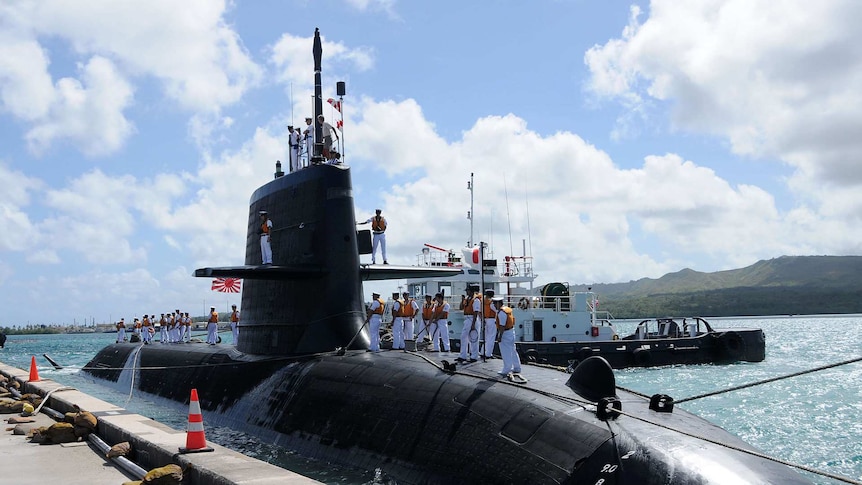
[85,343,813,484]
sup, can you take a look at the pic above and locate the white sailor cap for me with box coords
[491,297,504,304]
[259,210,268,215]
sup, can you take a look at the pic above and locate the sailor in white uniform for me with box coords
[493,297,522,376]
[259,210,273,265]
[288,126,301,172]
[458,285,481,363]
[401,292,418,345]
[482,289,498,359]
[367,292,384,352]
[391,292,404,350]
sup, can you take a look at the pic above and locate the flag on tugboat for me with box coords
[327,98,342,112]
[211,277,241,293]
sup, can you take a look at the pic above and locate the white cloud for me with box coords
[25,56,134,156]
[584,0,862,247]
[0,0,264,156]
[0,162,42,251]
[0,35,55,120]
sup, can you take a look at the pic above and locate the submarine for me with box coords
[84,29,815,484]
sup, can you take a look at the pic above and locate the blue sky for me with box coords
[2,0,861,326]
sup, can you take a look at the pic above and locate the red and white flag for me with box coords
[211,277,241,293]
[336,119,343,130]
[327,98,342,113]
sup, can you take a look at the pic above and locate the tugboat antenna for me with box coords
[468,173,474,248]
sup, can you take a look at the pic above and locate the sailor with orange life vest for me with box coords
[207,306,219,345]
[457,285,481,363]
[141,315,152,344]
[230,304,240,345]
[401,292,419,345]
[115,318,126,343]
[358,209,387,264]
[493,297,522,376]
[419,294,434,344]
[259,210,273,265]
[366,292,384,352]
[158,314,167,343]
[182,312,192,342]
[430,293,451,352]
[133,318,142,340]
[482,289,498,359]
[391,292,404,350]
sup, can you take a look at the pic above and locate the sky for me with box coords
[2,0,862,326]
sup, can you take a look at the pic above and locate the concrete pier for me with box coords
[1,362,321,485]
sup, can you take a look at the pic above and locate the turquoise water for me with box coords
[2,315,861,484]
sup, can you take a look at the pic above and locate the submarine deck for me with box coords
[0,361,321,485]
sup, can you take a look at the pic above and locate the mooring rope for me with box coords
[675,355,862,404]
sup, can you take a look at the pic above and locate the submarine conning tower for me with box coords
[194,28,458,356]
[196,28,367,356]
[239,163,366,355]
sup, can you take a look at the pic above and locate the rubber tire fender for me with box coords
[633,347,652,367]
[720,331,745,360]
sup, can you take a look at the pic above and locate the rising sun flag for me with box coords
[211,277,241,293]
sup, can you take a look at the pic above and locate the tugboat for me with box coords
[398,175,765,369]
[83,29,810,484]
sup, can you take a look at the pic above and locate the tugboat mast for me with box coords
[467,172,474,248]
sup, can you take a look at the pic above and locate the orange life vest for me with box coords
[422,302,433,320]
[116,322,124,330]
[231,310,239,322]
[261,220,270,235]
[483,296,494,318]
[433,301,449,320]
[392,299,404,317]
[464,295,479,316]
[142,316,150,327]
[209,311,219,323]
[372,298,385,315]
[402,299,416,317]
[372,216,386,232]
[496,306,515,331]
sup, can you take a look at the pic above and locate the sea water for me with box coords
[1,315,860,485]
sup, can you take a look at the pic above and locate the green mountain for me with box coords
[568,256,862,318]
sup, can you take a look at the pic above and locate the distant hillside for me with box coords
[568,256,862,318]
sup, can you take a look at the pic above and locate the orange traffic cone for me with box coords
[178,388,213,453]
[28,356,40,382]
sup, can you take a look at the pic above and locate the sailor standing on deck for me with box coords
[303,117,313,167]
[115,318,126,343]
[401,292,418,345]
[457,285,481,363]
[141,315,152,344]
[493,297,522,376]
[207,306,219,345]
[259,210,273,265]
[482,289,497,359]
[182,312,192,342]
[318,115,338,158]
[430,293,451,352]
[391,292,404,350]
[358,209,387,264]
[230,304,240,345]
[288,126,301,172]
[367,292,384,352]
[158,314,167,343]
[418,294,433,344]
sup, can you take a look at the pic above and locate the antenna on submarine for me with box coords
[311,28,325,165]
